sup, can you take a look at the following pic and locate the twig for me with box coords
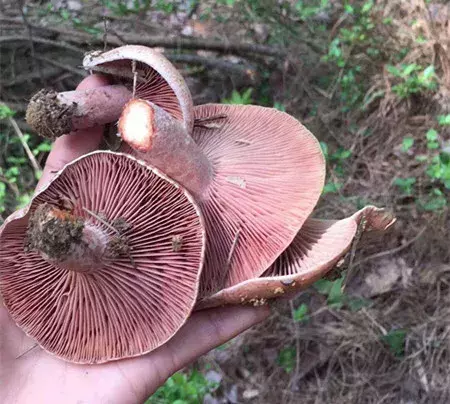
[0,36,85,54]
[16,343,39,359]
[289,300,301,392]
[7,115,42,176]
[352,226,427,268]
[34,55,87,78]
[1,66,61,88]
[81,207,119,234]
[343,215,367,290]
[0,20,285,57]
[194,113,228,129]
[103,17,108,51]
[132,60,137,98]
[168,54,256,78]
[226,228,241,267]
[18,0,43,83]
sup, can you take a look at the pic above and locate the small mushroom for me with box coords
[118,102,326,297]
[0,151,205,363]
[196,206,396,309]
[26,45,193,139]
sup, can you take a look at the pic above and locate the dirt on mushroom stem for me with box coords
[26,85,132,139]
[25,203,131,272]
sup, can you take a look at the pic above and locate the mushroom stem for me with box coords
[25,204,123,272]
[26,85,132,139]
[119,99,213,197]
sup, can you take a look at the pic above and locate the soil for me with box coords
[25,88,77,139]
[25,203,84,260]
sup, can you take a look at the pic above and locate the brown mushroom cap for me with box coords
[196,206,396,309]
[0,151,205,364]
[190,104,326,297]
[83,45,194,132]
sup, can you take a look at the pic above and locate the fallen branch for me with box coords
[0,35,85,54]
[0,17,285,57]
[34,55,87,78]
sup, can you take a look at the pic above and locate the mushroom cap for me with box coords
[83,45,194,132]
[196,206,396,309]
[0,151,205,364]
[191,104,326,296]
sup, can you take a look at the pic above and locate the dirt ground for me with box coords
[1,1,449,403]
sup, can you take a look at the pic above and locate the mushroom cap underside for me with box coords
[191,104,326,297]
[196,206,396,309]
[0,151,205,364]
[83,45,194,132]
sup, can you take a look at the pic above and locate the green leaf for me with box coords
[362,1,373,13]
[401,137,414,152]
[437,115,450,126]
[273,101,286,112]
[293,303,309,322]
[327,277,344,309]
[0,104,15,119]
[422,65,435,80]
[313,279,333,295]
[319,142,329,159]
[402,63,418,77]
[386,65,401,77]
[382,329,407,357]
[277,347,296,373]
[426,128,438,141]
[322,181,342,195]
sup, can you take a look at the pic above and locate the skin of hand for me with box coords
[0,75,270,404]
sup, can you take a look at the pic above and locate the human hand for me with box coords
[0,75,270,404]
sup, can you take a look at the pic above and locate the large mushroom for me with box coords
[118,101,326,297]
[26,45,193,139]
[196,206,396,309]
[118,101,395,306]
[0,151,205,363]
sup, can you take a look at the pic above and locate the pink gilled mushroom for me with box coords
[118,101,326,297]
[26,45,193,139]
[0,151,205,364]
[196,206,396,309]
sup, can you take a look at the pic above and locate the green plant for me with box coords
[222,88,253,105]
[293,303,309,322]
[148,369,219,404]
[401,137,414,152]
[277,347,296,373]
[314,276,372,311]
[393,177,416,196]
[322,1,378,110]
[381,329,407,357]
[0,107,51,222]
[386,64,437,99]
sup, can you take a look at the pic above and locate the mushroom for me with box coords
[195,206,396,309]
[0,151,205,363]
[26,45,193,139]
[118,101,326,297]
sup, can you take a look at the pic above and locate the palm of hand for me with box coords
[1,301,268,404]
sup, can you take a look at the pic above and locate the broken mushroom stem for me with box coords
[26,85,132,139]
[25,204,129,272]
[119,98,214,198]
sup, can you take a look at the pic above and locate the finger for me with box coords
[36,74,111,189]
[117,305,270,401]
